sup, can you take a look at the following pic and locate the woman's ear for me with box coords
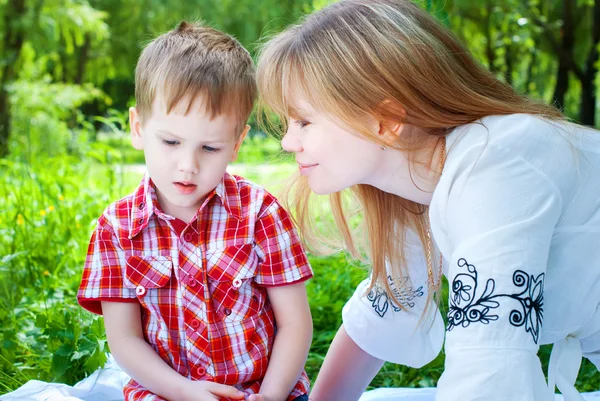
[376,100,407,145]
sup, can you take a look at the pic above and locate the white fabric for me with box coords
[343,115,600,400]
[342,229,445,367]
[2,360,600,401]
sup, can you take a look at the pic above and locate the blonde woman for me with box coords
[257,0,600,400]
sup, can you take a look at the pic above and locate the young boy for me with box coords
[77,22,313,401]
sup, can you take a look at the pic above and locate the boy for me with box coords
[77,21,313,401]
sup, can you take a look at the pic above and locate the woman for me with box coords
[256,0,600,400]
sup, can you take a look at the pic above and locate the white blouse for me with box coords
[342,114,600,400]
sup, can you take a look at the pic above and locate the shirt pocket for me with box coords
[125,254,173,306]
[205,243,264,322]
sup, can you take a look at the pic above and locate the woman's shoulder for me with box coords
[447,113,571,153]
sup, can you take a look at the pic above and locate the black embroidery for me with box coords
[447,258,545,343]
[367,275,424,317]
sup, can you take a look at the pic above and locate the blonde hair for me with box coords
[135,21,256,135]
[257,0,564,315]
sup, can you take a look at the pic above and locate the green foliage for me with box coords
[8,79,107,160]
[1,156,598,395]
[0,155,138,391]
[1,0,600,396]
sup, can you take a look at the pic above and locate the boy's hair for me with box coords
[135,21,256,135]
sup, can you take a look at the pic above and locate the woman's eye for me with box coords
[294,119,310,129]
[296,120,310,128]
[162,140,179,146]
[203,145,219,153]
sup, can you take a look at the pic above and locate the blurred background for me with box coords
[1,0,599,395]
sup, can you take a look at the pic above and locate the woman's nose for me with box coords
[281,129,303,153]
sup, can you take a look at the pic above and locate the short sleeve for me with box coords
[436,140,562,400]
[77,218,138,314]
[342,230,445,368]
[252,198,313,286]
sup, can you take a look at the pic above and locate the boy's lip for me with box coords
[174,181,197,194]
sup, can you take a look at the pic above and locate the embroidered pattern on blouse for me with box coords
[447,258,544,343]
[367,275,424,317]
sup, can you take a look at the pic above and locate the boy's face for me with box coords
[130,95,249,222]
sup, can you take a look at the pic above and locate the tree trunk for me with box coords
[504,43,514,86]
[75,34,91,85]
[552,0,575,111]
[579,0,600,126]
[0,0,27,158]
[484,2,498,73]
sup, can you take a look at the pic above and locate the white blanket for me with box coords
[1,357,599,401]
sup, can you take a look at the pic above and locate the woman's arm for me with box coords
[249,282,313,401]
[102,301,245,401]
[309,324,384,401]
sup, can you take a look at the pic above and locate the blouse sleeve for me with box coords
[342,230,445,368]
[436,140,562,400]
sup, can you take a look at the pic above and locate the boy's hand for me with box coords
[247,394,279,401]
[180,380,246,401]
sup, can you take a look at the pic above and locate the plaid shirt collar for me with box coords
[128,172,242,239]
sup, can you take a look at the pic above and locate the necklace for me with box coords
[426,136,446,294]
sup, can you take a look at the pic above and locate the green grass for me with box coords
[1,154,599,395]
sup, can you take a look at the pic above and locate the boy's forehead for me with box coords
[152,93,211,116]
[147,94,242,137]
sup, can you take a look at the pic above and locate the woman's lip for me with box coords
[298,164,318,175]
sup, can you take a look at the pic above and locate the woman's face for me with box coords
[281,96,440,204]
[281,97,392,195]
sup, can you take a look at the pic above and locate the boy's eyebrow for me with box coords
[156,128,232,144]
[156,129,184,140]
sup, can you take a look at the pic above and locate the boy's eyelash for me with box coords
[161,140,219,152]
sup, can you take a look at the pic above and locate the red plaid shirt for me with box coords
[77,172,313,401]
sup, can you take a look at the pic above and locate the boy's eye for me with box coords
[203,145,219,153]
[162,139,179,146]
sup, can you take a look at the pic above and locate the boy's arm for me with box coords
[308,324,384,401]
[102,301,245,401]
[248,282,313,401]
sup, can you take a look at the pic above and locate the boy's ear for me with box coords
[130,107,144,150]
[230,125,250,162]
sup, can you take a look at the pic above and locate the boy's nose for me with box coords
[178,152,199,174]
[281,130,303,153]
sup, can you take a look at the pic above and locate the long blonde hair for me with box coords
[257,0,563,314]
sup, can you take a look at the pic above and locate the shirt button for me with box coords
[135,285,146,296]
[138,218,144,225]
[184,233,193,242]
[196,366,206,376]
[191,319,200,329]
[187,278,197,287]
[138,202,145,210]
[223,308,232,316]
[232,277,242,288]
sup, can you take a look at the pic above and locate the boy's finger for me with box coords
[206,382,246,399]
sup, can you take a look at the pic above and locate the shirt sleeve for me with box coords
[436,140,562,400]
[77,217,138,315]
[252,197,313,286]
[342,230,445,368]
